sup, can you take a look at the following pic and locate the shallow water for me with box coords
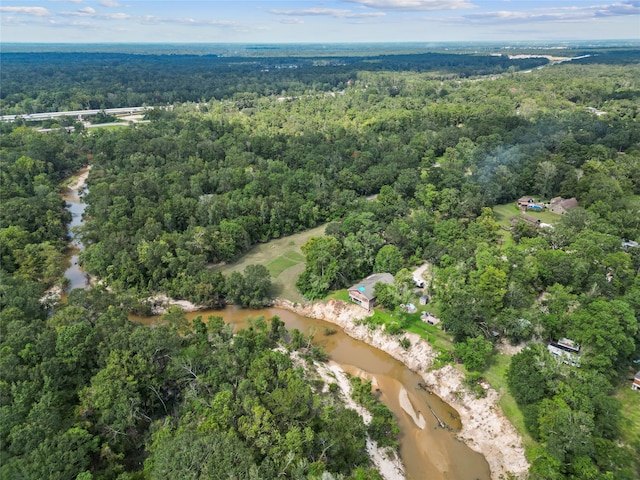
[134,306,491,480]
[61,167,90,291]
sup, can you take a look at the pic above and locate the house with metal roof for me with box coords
[549,197,579,215]
[348,273,394,310]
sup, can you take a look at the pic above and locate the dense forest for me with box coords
[1,46,639,479]
[0,51,552,114]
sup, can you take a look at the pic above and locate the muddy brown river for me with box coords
[134,307,491,480]
[63,167,491,479]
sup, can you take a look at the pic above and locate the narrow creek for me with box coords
[62,166,491,480]
[133,307,491,480]
[61,166,90,291]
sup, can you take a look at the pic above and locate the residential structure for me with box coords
[557,337,580,353]
[348,273,394,310]
[548,338,581,367]
[548,344,581,367]
[549,197,579,215]
[632,371,640,391]
[517,197,537,209]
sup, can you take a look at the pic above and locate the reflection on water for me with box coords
[134,306,491,480]
[62,168,90,291]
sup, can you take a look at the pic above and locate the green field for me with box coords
[493,202,562,227]
[493,203,521,227]
[484,353,535,447]
[616,384,640,460]
[328,288,454,354]
[214,224,326,303]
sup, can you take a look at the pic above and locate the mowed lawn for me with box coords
[493,201,562,229]
[214,224,326,303]
[616,384,640,462]
[484,353,535,448]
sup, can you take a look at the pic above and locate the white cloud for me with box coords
[459,1,640,24]
[59,6,96,16]
[137,14,243,28]
[278,17,305,24]
[99,0,120,6]
[58,5,130,20]
[0,6,50,16]
[104,12,129,19]
[343,0,476,11]
[594,1,640,16]
[269,8,385,18]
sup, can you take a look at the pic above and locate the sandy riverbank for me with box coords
[145,294,203,315]
[310,358,406,480]
[274,298,529,480]
[64,165,91,194]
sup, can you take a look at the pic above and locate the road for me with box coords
[1,106,150,123]
[36,119,150,134]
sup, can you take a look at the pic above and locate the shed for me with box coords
[348,273,394,310]
[521,214,541,225]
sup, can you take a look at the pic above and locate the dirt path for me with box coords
[275,298,529,480]
[411,261,431,285]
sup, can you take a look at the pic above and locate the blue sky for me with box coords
[1,0,638,43]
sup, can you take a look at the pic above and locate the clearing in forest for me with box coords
[616,384,640,470]
[214,224,326,303]
[493,202,562,227]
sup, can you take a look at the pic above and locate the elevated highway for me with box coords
[1,106,150,122]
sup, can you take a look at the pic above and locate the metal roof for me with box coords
[348,273,394,301]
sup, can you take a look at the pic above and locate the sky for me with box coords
[0,0,638,43]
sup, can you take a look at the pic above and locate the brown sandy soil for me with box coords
[64,165,91,194]
[275,298,530,480]
[311,358,406,480]
[146,294,202,315]
[40,285,63,307]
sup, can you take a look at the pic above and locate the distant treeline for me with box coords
[0,51,549,114]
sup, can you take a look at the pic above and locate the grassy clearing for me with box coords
[87,124,130,131]
[213,224,326,303]
[266,251,305,277]
[328,289,351,302]
[403,314,453,353]
[525,209,562,224]
[484,353,535,447]
[493,203,520,227]
[353,301,454,355]
[616,385,640,453]
[493,201,562,227]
